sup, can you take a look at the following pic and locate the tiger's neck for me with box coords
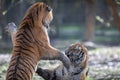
[43,26,50,44]
[32,23,50,44]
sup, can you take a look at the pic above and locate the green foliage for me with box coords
[116,0,120,5]
[0,63,9,80]
[87,76,95,80]
[0,64,8,74]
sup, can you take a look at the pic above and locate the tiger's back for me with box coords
[6,25,39,80]
[6,51,37,80]
[6,3,42,79]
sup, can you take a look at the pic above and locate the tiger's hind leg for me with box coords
[36,67,55,80]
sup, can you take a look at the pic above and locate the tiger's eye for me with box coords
[46,5,52,12]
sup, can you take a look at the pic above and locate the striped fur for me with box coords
[6,2,70,80]
[36,43,89,80]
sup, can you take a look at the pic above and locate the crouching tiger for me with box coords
[6,2,70,80]
[36,43,89,80]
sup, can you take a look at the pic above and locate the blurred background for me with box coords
[0,0,120,80]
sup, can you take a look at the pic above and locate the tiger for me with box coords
[6,2,70,80]
[36,43,89,80]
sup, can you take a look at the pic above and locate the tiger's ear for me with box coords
[46,5,52,12]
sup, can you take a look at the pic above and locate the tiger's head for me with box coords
[23,2,53,28]
[65,43,88,67]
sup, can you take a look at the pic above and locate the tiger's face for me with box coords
[43,5,53,28]
[65,43,88,67]
[41,3,53,28]
[24,2,53,27]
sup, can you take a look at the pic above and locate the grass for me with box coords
[0,46,120,80]
[58,25,120,43]
[0,64,8,80]
[87,76,95,80]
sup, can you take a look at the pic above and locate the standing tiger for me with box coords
[36,43,89,80]
[6,2,70,80]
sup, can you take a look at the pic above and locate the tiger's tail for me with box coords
[6,22,17,33]
[6,22,17,46]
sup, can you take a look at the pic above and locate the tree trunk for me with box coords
[84,0,95,41]
[106,0,120,31]
[52,0,64,38]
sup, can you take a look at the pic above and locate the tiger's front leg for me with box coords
[41,44,71,69]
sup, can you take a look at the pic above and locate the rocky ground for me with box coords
[0,44,120,80]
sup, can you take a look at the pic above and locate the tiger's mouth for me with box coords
[42,22,49,28]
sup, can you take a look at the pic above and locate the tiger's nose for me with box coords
[46,5,52,12]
